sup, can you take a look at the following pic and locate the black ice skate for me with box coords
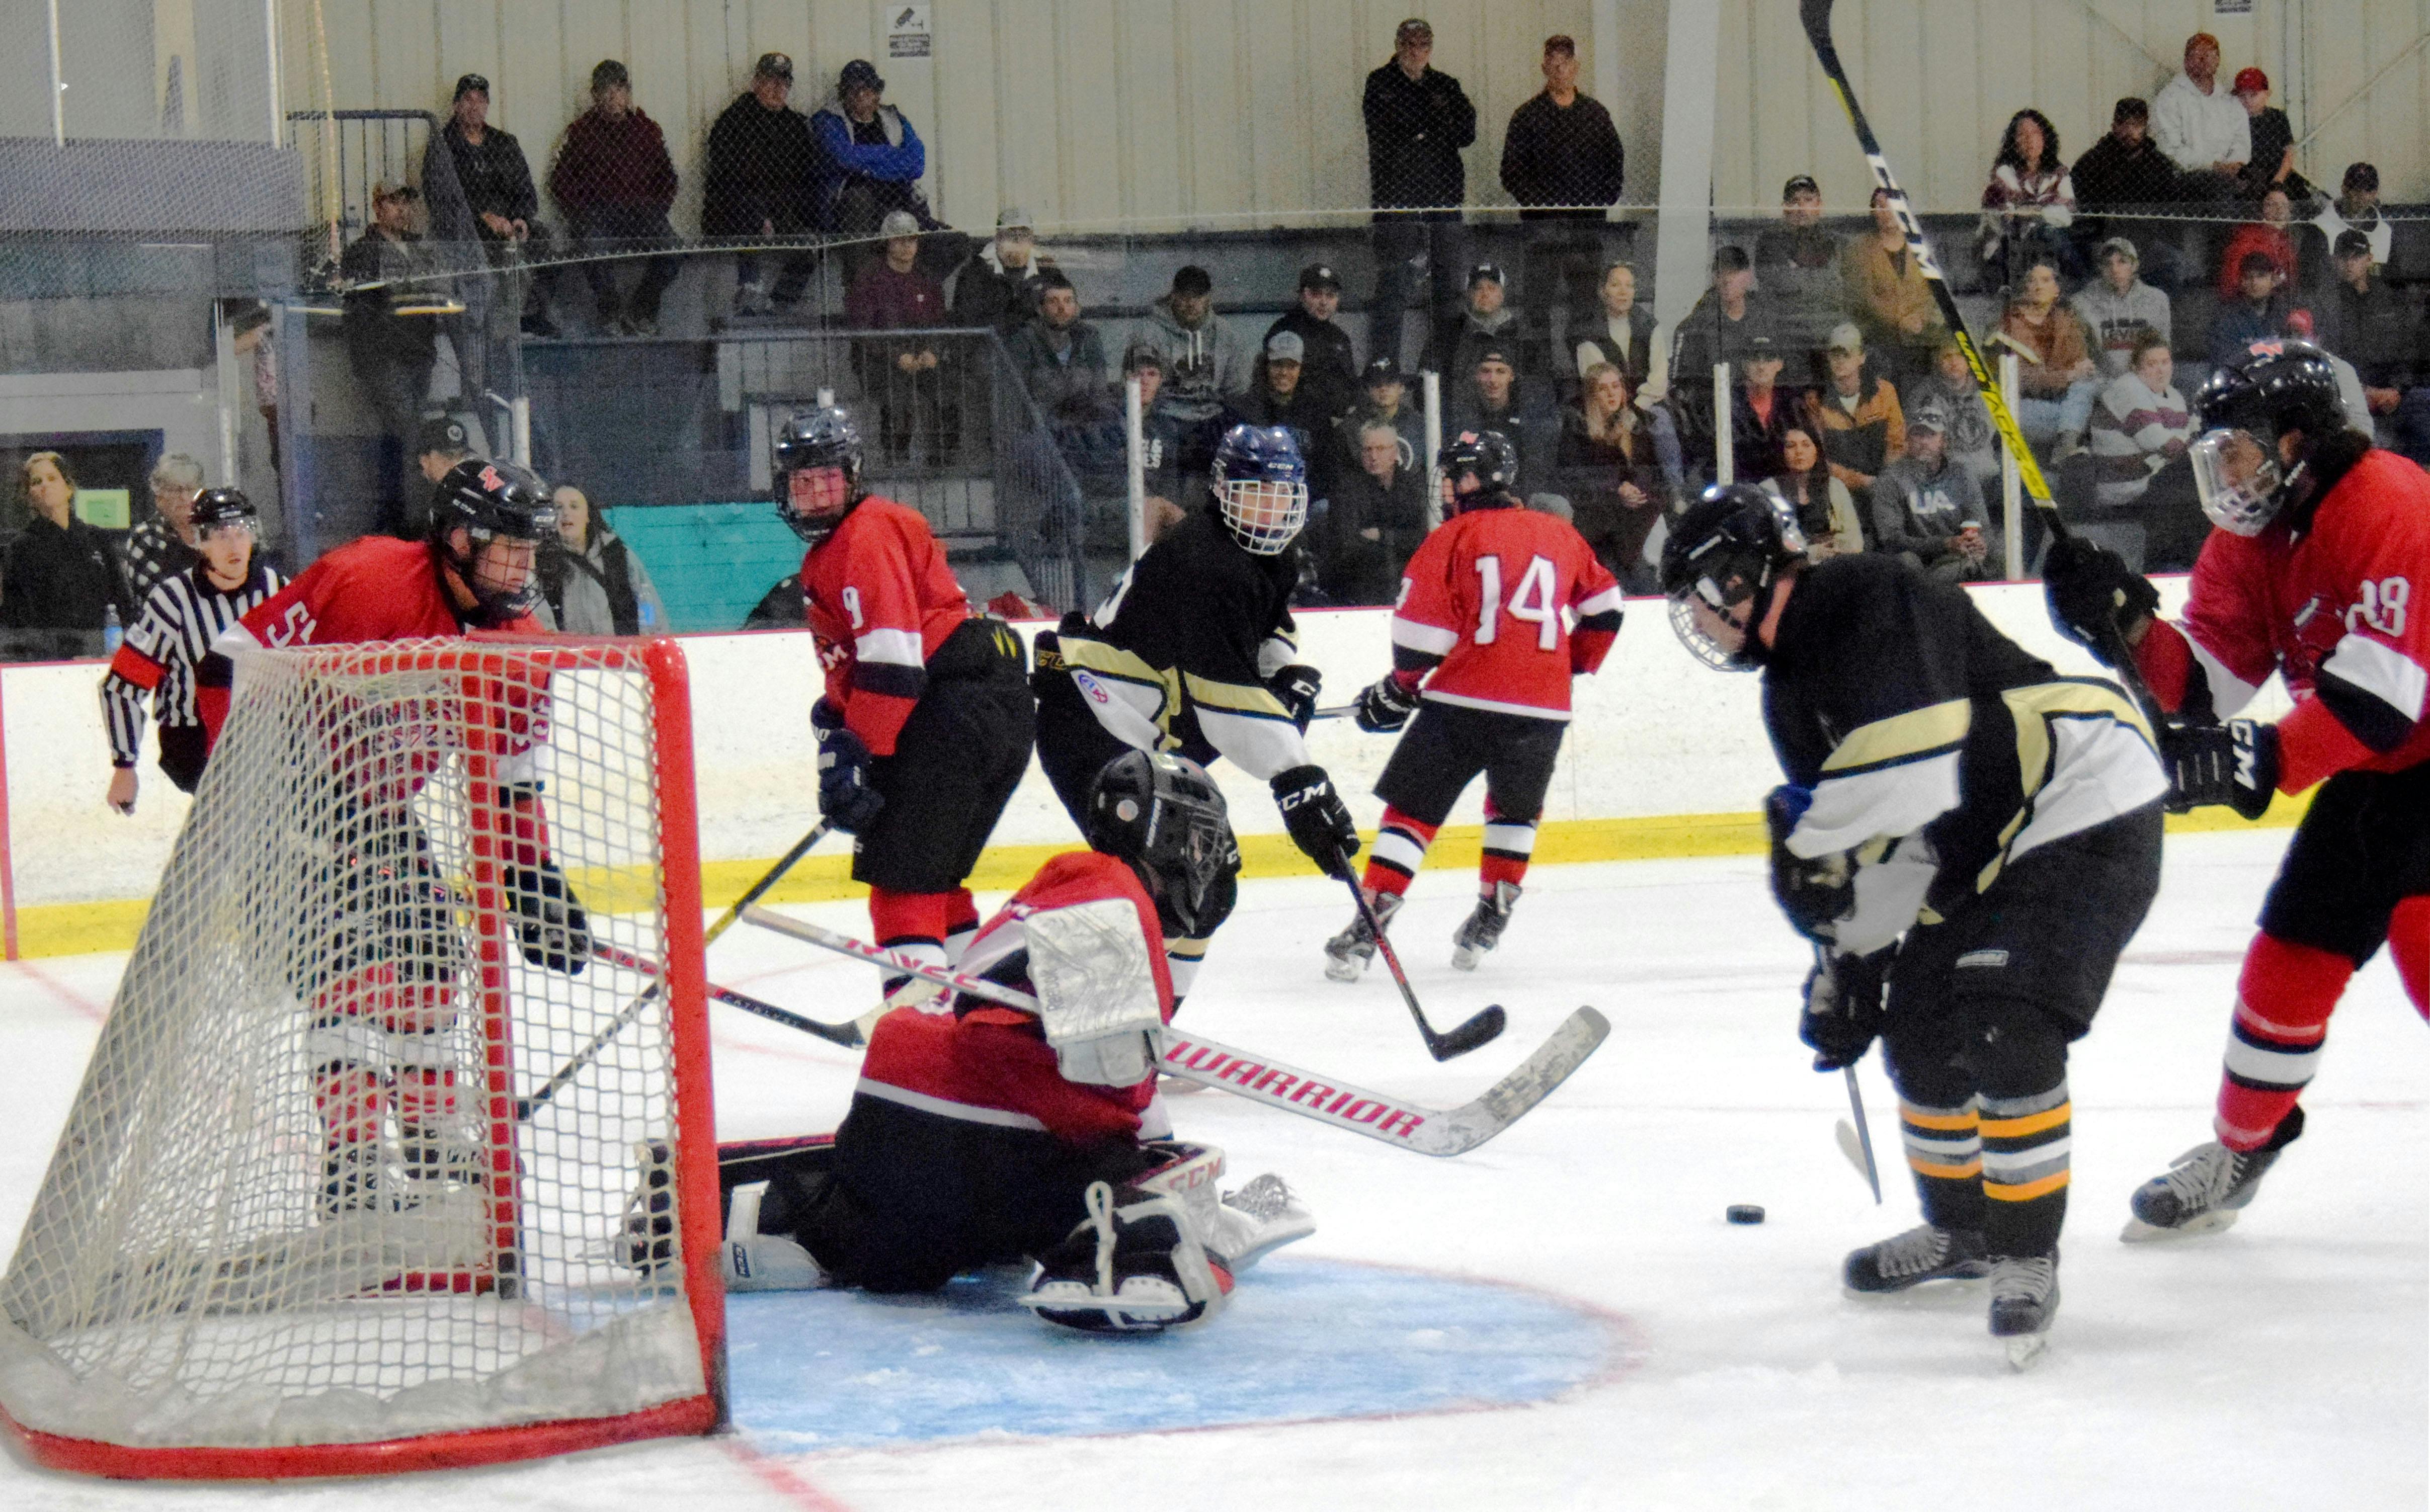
[2122,1107,2303,1241]
[1988,1253,2061,1370]
[1323,891,1402,982]
[1450,882,1521,971]
[612,1139,678,1279]
[1842,1222,1990,1294]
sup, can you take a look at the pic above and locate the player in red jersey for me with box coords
[195,458,589,1217]
[2045,340,2430,1239]
[618,751,1313,1331]
[773,405,1035,1003]
[1324,429,1624,976]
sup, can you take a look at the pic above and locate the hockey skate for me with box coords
[1988,1253,2061,1370]
[2121,1108,2302,1241]
[1323,891,1402,982]
[1450,883,1521,971]
[1842,1222,1990,1294]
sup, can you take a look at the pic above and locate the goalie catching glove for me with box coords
[502,784,591,973]
[1354,672,1421,733]
[1271,764,1360,878]
[811,698,884,833]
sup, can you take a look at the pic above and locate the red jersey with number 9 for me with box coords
[800,495,970,755]
[1388,500,1624,720]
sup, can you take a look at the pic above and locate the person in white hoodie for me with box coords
[2151,33,2248,200]
[2070,237,2172,379]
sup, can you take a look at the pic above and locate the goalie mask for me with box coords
[429,458,556,625]
[1659,484,1807,672]
[1085,749,1240,940]
[1210,424,1308,556]
[2187,340,2349,537]
[773,405,867,546]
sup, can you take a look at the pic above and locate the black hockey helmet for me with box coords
[188,486,258,535]
[1210,423,1309,555]
[1438,429,1519,512]
[773,405,866,546]
[1659,483,1809,671]
[2188,339,2351,536]
[1085,749,1240,940]
[429,457,556,624]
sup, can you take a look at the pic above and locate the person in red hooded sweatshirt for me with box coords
[549,59,683,335]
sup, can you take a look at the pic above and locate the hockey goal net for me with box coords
[0,635,723,1477]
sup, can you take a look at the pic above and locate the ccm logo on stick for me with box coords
[1161,1039,1428,1138]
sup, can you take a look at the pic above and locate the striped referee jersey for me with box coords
[102,559,284,766]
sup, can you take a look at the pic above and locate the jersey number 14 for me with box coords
[1475,554,1562,651]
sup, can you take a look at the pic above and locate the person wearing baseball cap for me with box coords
[1363,15,1479,369]
[2072,234,2170,378]
[704,50,819,313]
[2310,159,2391,270]
[2231,65,2307,201]
[1500,30,1625,330]
[1265,265,1361,422]
[551,58,684,335]
[811,56,935,247]
[1755,172,1839,375]
[1431,261,1533,387]
[1873,396,1996,584]
[2152,32,2249,194]
[439,65,560,338]
[1130,264,1251,444]
[2317,227,2414,412]
[1229,329,1329,444]
[341,178,443,531]
[950,206,1046,337]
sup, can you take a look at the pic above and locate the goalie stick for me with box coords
[737,904,1608,1157]
[1797,0,2164,726]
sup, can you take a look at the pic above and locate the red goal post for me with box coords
[0,634,723,1478]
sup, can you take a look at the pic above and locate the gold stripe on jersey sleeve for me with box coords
[2001,679,2157,802]
[1818,697,1972,778]
[1182,670,1295,721]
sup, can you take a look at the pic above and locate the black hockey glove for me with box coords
[1272,764,1360,879]
[1800,948,1890,1072]
[505,863,592,974]
[811,699,886,834]
[1354,673,1421,734]
[2042,536,2160,666]
[1766,785,1853,945]
[2160,718,2278,820]
[1268,664,1323,733]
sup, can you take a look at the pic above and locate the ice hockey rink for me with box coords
[1,827,2420,1511]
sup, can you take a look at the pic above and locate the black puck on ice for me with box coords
[1725,1204,1766,1225]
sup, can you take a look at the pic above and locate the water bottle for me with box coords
[638,600,658,632]
[102,603,123,657]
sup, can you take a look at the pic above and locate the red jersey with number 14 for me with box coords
[1389,500,1624,720]
[801,496,969,755]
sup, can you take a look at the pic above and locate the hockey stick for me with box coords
[1312,703,1360,721]
[1342,874,1507,1061]
[738,904,1608,1156]
[591,938,867,1047]
[1838,1067,1883,1204]
[704,819,834,949]
[1797,0,2166,725]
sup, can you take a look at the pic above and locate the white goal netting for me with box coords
[0,637,720,1474]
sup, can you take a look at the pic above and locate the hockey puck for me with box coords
[1725,1204,1766,1225]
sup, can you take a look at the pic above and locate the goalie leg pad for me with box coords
[1021,1181,1232,1332]
[721,1180,827,1292]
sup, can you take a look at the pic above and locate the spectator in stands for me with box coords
[2086,331,2194,514]
[1814,322,1904,505]
[2216,186,2301,298]
[1500,33,1625,333]
[1764,425,1864,560]
[2208,249,2296,365]
[846,210,949,466]
[1120,344,1188,506]
[1557,361,1666,589]
[1363,17,1477,370]
[3,452,129,639]
[950,207,1045,336]
[1447,345,1554,497]
[2315,230,2420,420]
[2231,67,2306,202]
[1265,264,1362,425]
[1433,263,1535,390]
[341,181,440,534]
[2000,258,2100,458]
[1841,189,1943,380]
[1670,245,1770,445]
[549,60,681,337]
[1229,332,1332,463]
[1334,355,1423,489]
[2282,309,2380,435]
[1755,175,1846,383]
[1903,335,2003,492]
[537,484,666,635]
[2310,162,2393,270]
[1720,333,1813,484]
[2152,33,2249,198]
[1872,404,1994,583]
[1569,260,1655,396]
[122,453,203,602]
[416,413,475,491]
[1978,109,2077,289]
[441,73,556,339]
[1007,270,1109,424]
[1318,417,1427,606]
[1127,265,1251,472]
[812,59,933,243]
[2072,236,2170,378]
[2068,99,2194,289]
[705,54,821,316]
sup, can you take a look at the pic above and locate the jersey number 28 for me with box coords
[1474,554,1561,651]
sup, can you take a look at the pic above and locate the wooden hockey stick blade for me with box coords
[590,938,866,1048]
[740,905,1607,1156]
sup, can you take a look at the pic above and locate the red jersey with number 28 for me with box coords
[800,496,969,755]
[1388,500,1624,720]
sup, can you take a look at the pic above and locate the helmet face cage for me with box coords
[1087,751,1239,938]
[773,407,865,545]
[1211,425,1309,555]
[1660,485,1806,673]
[432,460,555,623]
[2189,426,2286,536]
[2188,340,2347,536]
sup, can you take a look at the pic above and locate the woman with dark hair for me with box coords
[4,451,131,647]
[1558,362,1668,589]
[1761,425,1863,559]
[1979,108,2078,289]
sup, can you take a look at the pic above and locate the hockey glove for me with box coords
[2042,536,2160,666]
[1354,673,1421,734]
[811,699,885,834]
[1766,785,1853,945]
[1268,664,1323,733]
[2160,718,2278,820]
[1272,764,1360,880]
[1800,948,1890,1072]
[505,862,592,974]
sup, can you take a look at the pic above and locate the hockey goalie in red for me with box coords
[2045,340,2430,1240]
[616,751,1309,1333]
[1326,429,1623,977]
[773,405,1034,1005]
[196,459,590,1219]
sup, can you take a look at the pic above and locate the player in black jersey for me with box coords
[1032,424,1359,996]
[1662,484,2168,1368]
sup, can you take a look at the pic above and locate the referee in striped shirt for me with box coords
[102,488,284,813]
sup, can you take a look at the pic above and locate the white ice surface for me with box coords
[1,829,2421,1510]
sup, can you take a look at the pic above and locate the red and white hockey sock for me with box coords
[2390,896,2428,1018]
[2216,932,2354,1151]
[1479,799,1537,896]
[868,887,951,997]
[943,887,982,967]
[1363,808,1438,898]
[314,1064,387,1151]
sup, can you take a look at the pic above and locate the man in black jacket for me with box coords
[2069,98,2193,290]
[950,206,1046,335]
[1262,264,1360,430]
[703,53,824,315]
[1500,34,1625,338]
[1363,18,1476,372]
[342,182,441,534]
[441,74,558,339]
